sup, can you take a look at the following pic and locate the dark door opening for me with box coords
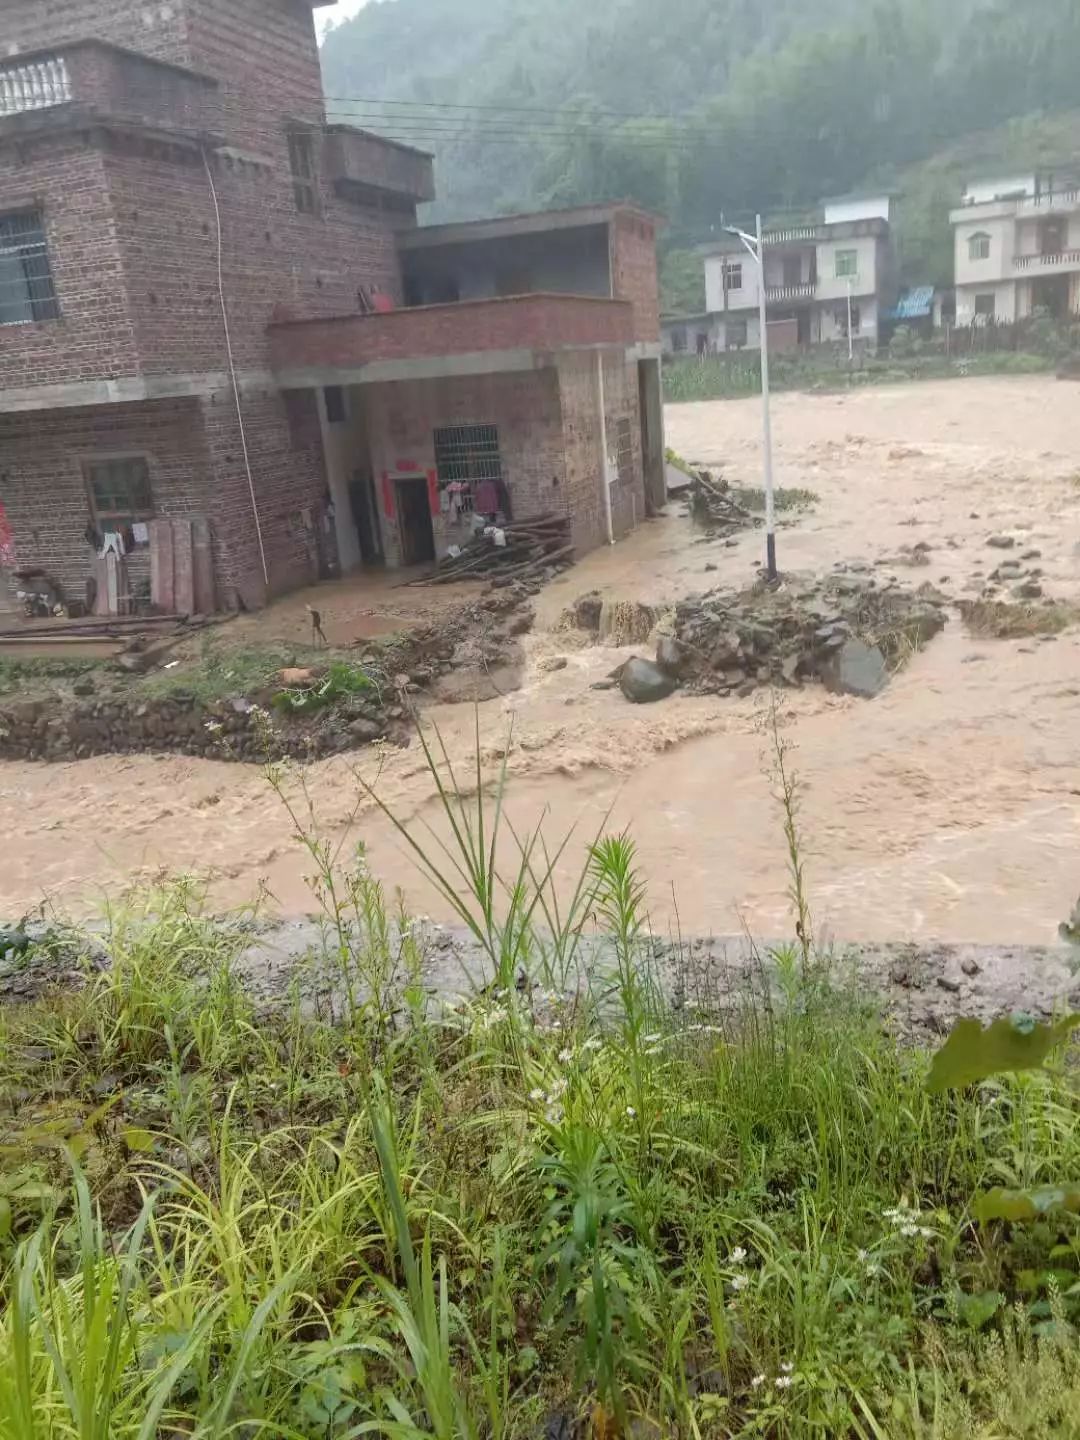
[796,309,811,345]
[782,254,802,289]
[349,470,384,566]
[637,359,666,516]
[1033,274,1070,319]
[395,477,436,565]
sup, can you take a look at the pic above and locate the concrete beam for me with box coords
[0,370,275,413]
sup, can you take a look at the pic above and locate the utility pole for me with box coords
[726,214,777,581]
[846,276,854,363]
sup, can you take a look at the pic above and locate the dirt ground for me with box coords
[3,375,1080,947]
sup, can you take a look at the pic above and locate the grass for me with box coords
[730,485,819,514]
[4,727,1080,1437]
[0,657,99,700]
[958,599,1080,640]
[663,350,1055,405]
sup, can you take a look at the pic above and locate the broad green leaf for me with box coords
[974,1185,1080,1223]
[122,1127,156,1153]
[927,1012,1080,1091]
[954,1289,1002,1330]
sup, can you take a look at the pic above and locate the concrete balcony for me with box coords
[1015,189,1080,216]
[763,226,821,246]
[269,292,635,386]
[1014,249,1080,275]
[322,125,435,207]
[0,41,219,142]
[765,281,818,304]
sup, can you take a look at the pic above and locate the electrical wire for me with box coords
[202,146,269,593]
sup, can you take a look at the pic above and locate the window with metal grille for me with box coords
[835,249,858,280]
[723,260,742,292]
[968,231,991,261]
[0,209,59,325]
[434,424,503,510]
[615,418,634,487]
[86,457,154,541]
[287,130,318,214]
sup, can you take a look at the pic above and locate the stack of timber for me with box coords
[411,513,574,587]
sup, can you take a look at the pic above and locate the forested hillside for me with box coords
[320,0,1080,301]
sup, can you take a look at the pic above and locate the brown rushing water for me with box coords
[3,376,1080,944]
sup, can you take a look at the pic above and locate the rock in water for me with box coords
[620,657,678,704]
[655,635,691,678]
[822,639,888,699]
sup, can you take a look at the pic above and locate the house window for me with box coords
[726,317,748,348]
[836,302,861,337]
[723,261,743,292]
[615,418,634,487]
[323,385,346,424]
[671,327,687,353]
[287,130,318,214]
[434,424,504,516]
[0,209,60,325]
[974,292,996,319]
[85,457,154,544]
[968,231,991,261]
[835,249,858,280]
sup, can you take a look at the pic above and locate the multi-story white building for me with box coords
[665,195,895,355]
[950,175,1080,325]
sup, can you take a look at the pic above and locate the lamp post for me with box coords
[847,276,854,363]
[725,213,777,581]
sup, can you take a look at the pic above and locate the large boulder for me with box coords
[821,639,888,699]
[619,657,678,704]
[655,635,692,678]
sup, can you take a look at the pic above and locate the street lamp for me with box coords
[725,213,777,581]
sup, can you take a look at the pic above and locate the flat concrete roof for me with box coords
[398,201,664,252]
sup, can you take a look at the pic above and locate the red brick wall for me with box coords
[555,351,645,554]
[4,0,192,64]
[0,138,137,392]
[610,213,661,342]
[270,295,635,371]
[359,369,565,565]
[0,398,212,604]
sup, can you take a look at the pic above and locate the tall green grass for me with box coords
[2,727,1080,1437]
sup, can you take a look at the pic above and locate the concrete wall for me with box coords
[609,211,661,341]
[954,215,1016,287]
[955,281,1018,325]
[815,234,879,302]
[962,177,1035,205]
[819,295,879,344]
[823,195,890,225]
[705,252,761,314]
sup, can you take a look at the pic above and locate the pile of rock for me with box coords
[620,565,948,704]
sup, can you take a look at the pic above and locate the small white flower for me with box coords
[775,1375,793,1391]
[730,1274,749,1292]
[729,1246,748,1265]
[856,1249,869,1263]
[642,1033,661,1045]
[204,720,223,733]
[583,1037,603,1052]
[750,1374,766,1390]
[626,1105,637,1118]
[866,1263,880,1277]
[780,1361,794,1374]
[901,1224,919,1238]
[919,1226,934,1239]
[548,1078,567,1100]
[529,1088,545,1102]
[545,1104,563,1124]
[558,1047,574,1064]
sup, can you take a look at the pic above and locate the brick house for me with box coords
[0,0,665,614]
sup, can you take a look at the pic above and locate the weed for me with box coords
[2,728,1080,1436]
[730,485,819,513]
[958,599,1079,639]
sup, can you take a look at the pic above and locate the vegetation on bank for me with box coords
[3,731,1080,1437]
[662,349,1056,405]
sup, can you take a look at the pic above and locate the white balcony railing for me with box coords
[765,281,818,302]
[1015,189,1080,214]
[0,56,71,117]
[763,225,820,246]
[1014,249,1080,272]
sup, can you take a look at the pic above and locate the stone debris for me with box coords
[986,534,1016,549]
[660,565,948,701]
[619,657,678,704]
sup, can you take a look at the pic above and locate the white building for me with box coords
[950,175,1080,325]
[686,195,895,354]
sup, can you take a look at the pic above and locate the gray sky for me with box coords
[318,0,369,38]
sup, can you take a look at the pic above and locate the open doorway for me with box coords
[395,477,436,565]
[637,359,666,515]
[349,470,384,566]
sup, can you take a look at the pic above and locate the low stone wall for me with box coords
[0,693,394,764]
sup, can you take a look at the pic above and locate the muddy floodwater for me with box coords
[3,376,1080,945]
